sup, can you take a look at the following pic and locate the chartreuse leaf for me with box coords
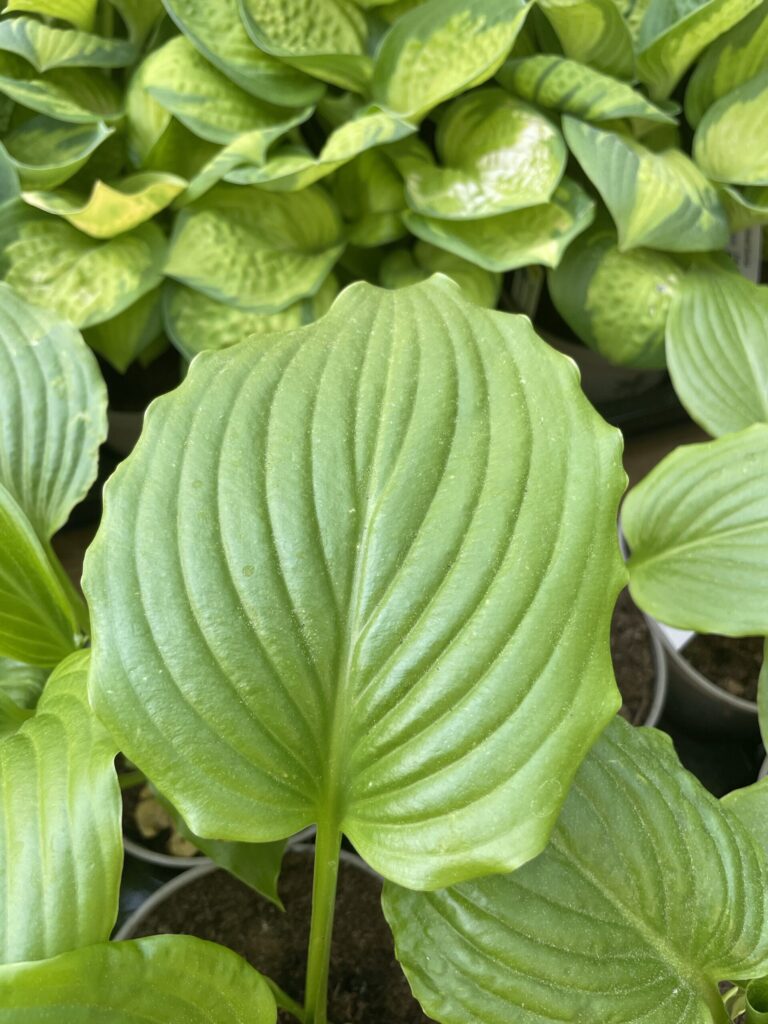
[0,53,122,123]
[624,426,768,634]
[372,0,530,120]
[333,148,407,247]
[685,1,768,125]
[2,116,113,190]
[0,651,121,962]
[402,87,565,220]
[694,72,768,185]
[238,0,372,92]
[162,0,324,106]
[84,277,626,890]
[23,173,187,239]
[537,0,634,78]
[636,0,764,98]
[165,185,344,314]
[564,117,730,252]
[85,287,163,371]
[722,185,768,229]
[4,0,98,31]
[666,266,768,436]
[748,978,768,1023]
[164,276,338,358]
[404,178,595,271]
[498,54,676,123]
[548,220,680,368]
[0,204,166,328]
[383,717,768,1024]
[0,935,276,1022]
[108,0,164,43]
[0,658,46,709]
[613,0,653,36]
[0,283,106,539]
[0,690,31,738]
[380,242,502,307]
[0,16,135,71]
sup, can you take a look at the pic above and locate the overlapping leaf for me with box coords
[0,16,136,71]
[333,148,407,247]
[537,0,634,78]
[694,71,768,185]
[384,717,768,1024]
[624,425,768,634]
[722,185,768,229]
[85,287,163,371]
[0,53,122,123]
[380,243,502,307]
[84,277,626,890]
[0,658,46,710]
[3,117,113,190]
[5,0,99,32]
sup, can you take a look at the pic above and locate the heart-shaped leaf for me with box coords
[163,0,324,106]
[0,651,121,963]
[0,53,122,123]
[383,717,768,1024]
[84,277,626,890]
[2,116,113,190]
[0,934,276,1022]
[85,287,163,371]
[0,15,135,71]
[624,425,768,634]
[498,54,677,123]
[636,0,763,98]
[666,264,768,436]
[165,184,344,314]
[5,0,98,31]
[548,219,680,368]
[372,0,530,120]
[404,178,595,271]
[380,242,502,307]
[0,203,166,328]
[564,117,730,252]
[694,71,768,185]
[685,2,768,125]
[23,173,187,239]
[402,87,565,220]
[538,0,634,78]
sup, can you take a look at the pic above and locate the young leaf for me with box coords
[85,287,163,372]
[404,178,595,271]
[333,148,407,247]
[164,185,344,314]
[4,0,99,32]
[0,53,122,123]
[0,16,136,71]
[624,426,768,634]
[84,277,626,891]
[383,717,768,1024]
[563,117,730,252]
[666,266,768,436]
[402,87,566,220]
[163,0,324,106]
[0,652,121,963]
[3,116,113,190]
[694,71,768,185]
[537,0,634,79]
[498,54,677,123]
[0,934,276,1022]
[372,0,530,120]
[380,242,502,307]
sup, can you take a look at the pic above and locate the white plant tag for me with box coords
[728,226,763,283]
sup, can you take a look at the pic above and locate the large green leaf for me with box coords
[23,173,187,239]
[0,651,121,963]
[402,87,565,220]
[0,204,166,329]
[563,117,730,252]
[383,717,768,1024]
[85,287,163,371]
[404,179,595,271]
[163,275,338,358]
[537,0,635,78]
[498,54,676,123]
[0,16,135,71]
[380,242,502,307]
[548,220,680,368]
[372,0,530,120]
[685,1,768,125]
[0,283,106,538]
[238,0,372,92]
[0,53,122,123]
[84,277,626,890]
[2,116,113,190]
[0,934,276,1022]
[164,185,344,314]
[636,0,763,98]
[666,266,768,436]
[694,71,768,185]
[163,0,324,106]
[5,0,98,31]
[624,425,768,634]
[723,769,768,865]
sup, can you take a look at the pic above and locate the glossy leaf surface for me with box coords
[624,426,768,634]
[538,0,634,78]
[384,717,768,1024]
[694,71,768,185]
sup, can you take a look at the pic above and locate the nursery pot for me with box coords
[640,620,667,728]
[123,826,317,871]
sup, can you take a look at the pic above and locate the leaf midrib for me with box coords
[629,520,766,573]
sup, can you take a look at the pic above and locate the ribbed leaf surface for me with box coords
[0,53,122,123]
[3,116,113,190]
[0,16,135,71]
[694,71,768,185]
[538,0,634,78]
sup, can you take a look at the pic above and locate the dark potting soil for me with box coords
[612,589,656,724]
[683,634,764,702]
[131,851,434,1024]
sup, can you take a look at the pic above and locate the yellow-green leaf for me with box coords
[0,15,135,71]
[694,71,768,185]
[2,117,113,190]
[5,0,98,32]
[0,52,122,123]
[380,242,502,306]
[85,287,163,371]
[538,0,634,78]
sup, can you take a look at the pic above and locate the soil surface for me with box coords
[131,851,434,1023]
[612,590,656,724]
[683,634,764,702]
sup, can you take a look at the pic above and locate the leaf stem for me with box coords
[303,823,341,1024]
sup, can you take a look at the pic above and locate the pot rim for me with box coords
[643,614,668,728]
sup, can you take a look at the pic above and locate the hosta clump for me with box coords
[1,0,767,376]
